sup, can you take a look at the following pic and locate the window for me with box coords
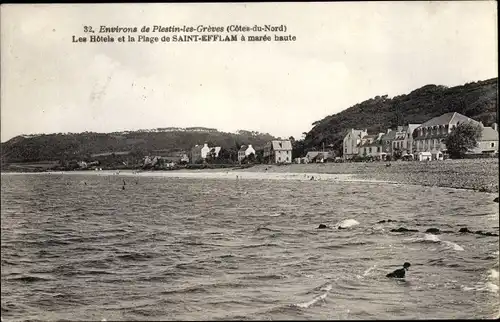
[377,147,380,152]
[345,148,347,153]
[369,147,372,153]
[491,143,495,148]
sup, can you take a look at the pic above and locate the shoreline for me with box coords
[2,158,499,194]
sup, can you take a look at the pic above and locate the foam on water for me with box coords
[442,241,465,252]
[421,234,465,251]
[337,219,360,229]
[424,234,441,242]
[294,284,332,309]
[357,264,377,279]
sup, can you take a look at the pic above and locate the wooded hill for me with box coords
[302,78,498,155]
[1,129,276,164]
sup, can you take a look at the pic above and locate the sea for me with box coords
[1,171,499,321]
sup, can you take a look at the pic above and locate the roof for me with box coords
[480,127,499,141]
[420,112,476,128]
[271,140,292,151]
[359,140,384,147]
[305,151,331,159]
[344,129,367,139]
[239,145,248,152]
[382,130,397,141]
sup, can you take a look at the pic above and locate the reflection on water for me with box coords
[1,173,499,321]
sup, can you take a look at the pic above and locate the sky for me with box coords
[1,2,497,142]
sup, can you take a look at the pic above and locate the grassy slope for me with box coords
[304,78,498,153]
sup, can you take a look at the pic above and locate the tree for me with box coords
[393,148,402,160]
[444,121,483,159]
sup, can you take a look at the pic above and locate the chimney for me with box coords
[248,144,253,149]
[203,143,208,147]
[387,129,391,134]
[492,123,498,131]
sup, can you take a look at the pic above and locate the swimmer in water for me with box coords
[386,262,411,278]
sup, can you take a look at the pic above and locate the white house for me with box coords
[473,123,499,154]
[238,144,256,162]
[391,124,421,156]
[263,140,293,164]
[343,129,368,160]
[417,151,432,161]
[190,143,212,163]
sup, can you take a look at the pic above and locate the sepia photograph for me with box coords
[1,2,498,321]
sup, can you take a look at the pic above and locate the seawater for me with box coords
[1,172,499,320]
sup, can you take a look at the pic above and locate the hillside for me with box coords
[303,78,498,154]
[0,128,276,164]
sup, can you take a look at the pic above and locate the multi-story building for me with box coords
[391,124,421,156]
[343,129,368,160]
[473,123,499,154]
[263,140,292,164]
[358,133,388,160]
[413,112,480,154]
[237,145,256,162]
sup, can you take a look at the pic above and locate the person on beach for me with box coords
[386,262,411,278]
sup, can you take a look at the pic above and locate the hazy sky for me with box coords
[1,2,497,142]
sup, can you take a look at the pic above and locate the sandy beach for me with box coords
[18,158,498,193]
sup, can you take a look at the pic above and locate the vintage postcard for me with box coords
[1,2,498,321]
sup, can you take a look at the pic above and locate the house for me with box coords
[207,146,222,159]
[238,144,256,162]
[304,151,333,163]
[343,129,368,160]
[391,124,421,156]
[357,133,389,160]
[413,112,480,154]
[190,143,211,163]
[417,151,432,161]
[263,140,293,164]
[473,123,499,154]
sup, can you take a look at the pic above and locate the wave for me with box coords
[243,243,280,249]
[412,234,465,251]
[337,219,360,229]
[442,241,465,252]
[293,284,332,309]
[255,226,281,233]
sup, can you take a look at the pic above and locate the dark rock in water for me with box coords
[425,228,441,234]
[494,197,499,203]
[377,219,397,224]
[391,227,419,233]
[475,231,499,237]
[318,224,328,229]
[459,227,473,233]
